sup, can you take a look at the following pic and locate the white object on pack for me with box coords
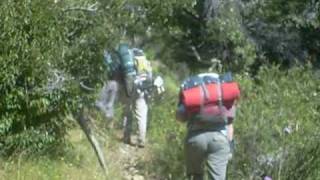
[153,76,165,94]
[198,73,219,78]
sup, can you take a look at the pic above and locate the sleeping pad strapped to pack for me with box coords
[180,73,240,114]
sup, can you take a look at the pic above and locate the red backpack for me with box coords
[178,73,240,123]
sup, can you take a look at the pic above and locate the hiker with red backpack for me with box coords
[96,43,164,147]
[176,72,240,180]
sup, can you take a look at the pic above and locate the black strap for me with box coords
[198,76,227,125]
[217,78,228,125]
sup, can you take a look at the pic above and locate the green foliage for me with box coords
[242,0,320,67]
[203,0,257,71]
[0,0,135,156]
[139,0,320,70]
[147,93,187,179]
[230,66,320,179]
[139,0,257,71]
[0,0,73,156]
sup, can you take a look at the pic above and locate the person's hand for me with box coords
[228,139,235,160]
[176,104,188,122]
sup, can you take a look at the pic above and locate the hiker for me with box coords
[95,50,121,120]
[96,43,164,147]
[176,73,240,180]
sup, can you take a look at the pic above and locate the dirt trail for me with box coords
[106,131,153,180]
[117,142,146,180]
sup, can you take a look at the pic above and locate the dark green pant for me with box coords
[185,130,230,180]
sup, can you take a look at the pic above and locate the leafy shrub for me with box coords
[231,65,320,179]
[147,94,186,179]
[0,0,74,156]
[0,0,119,156]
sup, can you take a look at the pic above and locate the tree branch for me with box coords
[190,45,202,62]
[63,2,99,13]
[182,8,201,22]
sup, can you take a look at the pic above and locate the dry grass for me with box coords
[0,127,156,180]
[0,129,116,180]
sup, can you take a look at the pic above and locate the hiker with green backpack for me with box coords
[96,43,164,147]
[176,72,240,180]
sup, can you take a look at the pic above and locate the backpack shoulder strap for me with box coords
[216,78,228,125]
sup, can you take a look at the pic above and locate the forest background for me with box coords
[0,0,319,179]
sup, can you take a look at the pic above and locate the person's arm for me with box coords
[225,103,236,159]
[176,104,187,122]
[225,103,236,141]
[226,121,234,141]
[227,121,235,160]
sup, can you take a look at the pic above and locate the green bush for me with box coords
[231,66,320,179]
[147,94,186,179]
[0,0,113,156]
[0,0,73,156]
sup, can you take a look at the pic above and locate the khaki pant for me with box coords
[123,91,148,145]
[185,130,230,180]
[96,80,118,119]
[96,79,149,145]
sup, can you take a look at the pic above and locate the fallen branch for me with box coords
[80,81,95,91]
[63,2,99,12]
[190,45,202,62]
[77,110,107,176]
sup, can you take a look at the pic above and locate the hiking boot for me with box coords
[137,140,145,148]
[137,143,145,148]
[123,137,131,145]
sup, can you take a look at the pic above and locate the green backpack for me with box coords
[117,43,137,96]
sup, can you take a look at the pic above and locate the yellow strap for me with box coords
[135,56,151,73]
